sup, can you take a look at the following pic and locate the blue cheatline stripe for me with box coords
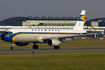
[19,32,81,35]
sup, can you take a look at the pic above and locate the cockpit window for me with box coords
[4,31,13,35]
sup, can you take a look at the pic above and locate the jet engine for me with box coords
[15,42,29,46]
[47,39,61,46]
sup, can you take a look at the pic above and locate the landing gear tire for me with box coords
[33,45,36,49]
[33,45,38,49]
[10,47,14,50]
[54,46,60,49]
[54,46,57,49]
[35,45,38,49]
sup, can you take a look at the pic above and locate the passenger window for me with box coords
[45,29,47,31]
[52,29,54,31]
[58,30,60,31]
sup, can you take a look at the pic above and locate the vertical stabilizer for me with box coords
[73,10,86,30]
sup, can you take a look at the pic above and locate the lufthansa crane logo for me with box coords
[80,15,85,21]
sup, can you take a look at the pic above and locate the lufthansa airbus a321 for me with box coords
[1,10,86,50]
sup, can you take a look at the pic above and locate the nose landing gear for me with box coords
[10,42,15,50]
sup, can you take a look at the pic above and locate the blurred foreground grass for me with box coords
[0,52,105,70]
[0,39,105,70]
[0,38,105,49]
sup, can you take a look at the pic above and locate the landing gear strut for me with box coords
[33,43,39,49]
[10,42,14,50]
[54,46,60,49]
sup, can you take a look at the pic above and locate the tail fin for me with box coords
[73,10,86,30]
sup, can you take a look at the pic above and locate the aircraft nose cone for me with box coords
[1,34,5,40]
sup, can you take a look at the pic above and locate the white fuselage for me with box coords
[4,28,86,42]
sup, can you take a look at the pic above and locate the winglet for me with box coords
[73,10,86,30]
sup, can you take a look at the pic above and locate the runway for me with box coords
[0,47,105,54]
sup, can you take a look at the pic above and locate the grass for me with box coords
[0,38,105,49]
[0,52,105,70]
[0,38,105,70]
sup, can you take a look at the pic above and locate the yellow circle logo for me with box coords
[80,15,85,21]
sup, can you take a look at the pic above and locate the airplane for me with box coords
[1,10,86,50]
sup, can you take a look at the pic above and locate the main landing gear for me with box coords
[33,45,60,49]
[33,45,38,49]
[32,42,60,49]
[54,46,60,49]
[33,43,39,49]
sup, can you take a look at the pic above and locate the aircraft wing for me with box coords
[42,34,88,40]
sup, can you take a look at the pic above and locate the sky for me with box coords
[0,0,105,20]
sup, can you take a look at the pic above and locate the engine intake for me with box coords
[47,39,61,46]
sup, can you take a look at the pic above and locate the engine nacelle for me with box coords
[47,39,61,46]
[15,42,29,46]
